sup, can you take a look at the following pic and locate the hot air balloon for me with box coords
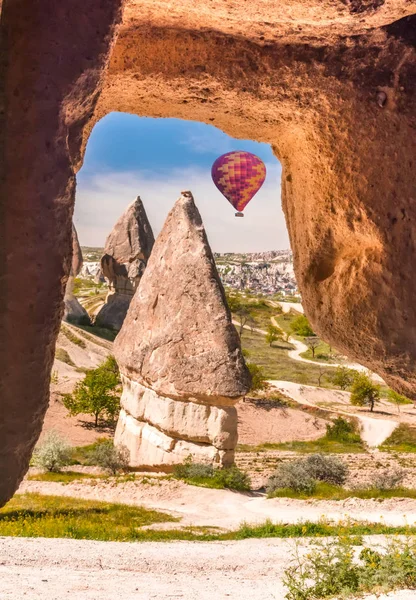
[211,151,266,217]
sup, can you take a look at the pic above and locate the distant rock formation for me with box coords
[114,191,251,468]
[63,225,91,325]
[95,197,155,331]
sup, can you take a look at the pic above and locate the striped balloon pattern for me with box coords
[211,151,266,213]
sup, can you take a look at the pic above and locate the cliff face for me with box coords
[95,197,155,330]
[1,0,415,505]
[114,192,250,467]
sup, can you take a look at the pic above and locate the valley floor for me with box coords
[0,536,413,600]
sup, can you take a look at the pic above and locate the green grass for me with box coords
[55,348,76,367]
[28,471,104,484]
[61,325,87,348]
[0,493,178,541]
[381,423,416,453]
[268,481,416,500]
[237,439,366,453]
[70,439,111,465]
[241,330,335,387]
[76,324,117,342]
[2,494,416,542]
[299,341,338,363]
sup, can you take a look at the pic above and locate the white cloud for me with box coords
[74,163,290,253]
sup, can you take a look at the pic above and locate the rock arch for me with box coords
[1,0,415,505]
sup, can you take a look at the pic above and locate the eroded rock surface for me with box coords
[63,225,90,325]
[1,0,415,506]
[95,197,155,330]
[114,192,250,467]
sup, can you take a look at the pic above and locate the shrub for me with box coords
[302,454,348,485]
[246,362,267,391]
[32,431,72,472]
[89,440,129,474]
[174,457,251,491]
[284,535,416,600]
[267,461,317,495]
[289,315,314,337]
[370,467,405,490]
[325,417,361,444]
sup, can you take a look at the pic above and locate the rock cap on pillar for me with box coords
[114,190,251,405]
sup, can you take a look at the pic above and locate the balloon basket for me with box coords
[235,212,244,218]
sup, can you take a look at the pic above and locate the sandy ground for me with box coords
[18,477,416,529]
[237,398,327,445]
[0,536,414,600]
[270,381,402,447]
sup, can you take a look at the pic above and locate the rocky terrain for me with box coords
[63,225,91,325]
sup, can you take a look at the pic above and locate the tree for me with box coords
[387,389,412,414]
[317,365,326,387]
[350,373,380,412]
[225,292,252,336]
[305,336,320,358]
[290,314,314,337]
[246,362,268,392]
[63,355,121,426]
[265,324,284,347]
[331,366,356,390]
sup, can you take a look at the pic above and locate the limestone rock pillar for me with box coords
[63,224,91,325]
[114,192,250,467]
[95,197,155,331]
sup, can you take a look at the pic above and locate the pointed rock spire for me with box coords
[114,191,250,468]
[95,196,155,331]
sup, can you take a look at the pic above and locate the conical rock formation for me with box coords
[95,197,155,330]
[63,224,91,325]
[114,191,250,468]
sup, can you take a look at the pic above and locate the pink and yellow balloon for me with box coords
[211,151,266,217]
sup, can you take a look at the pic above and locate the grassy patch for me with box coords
[28,471,104,484]
[268,481,416,500]
[2,495,416,543]
[237,439,365,454]
[173,461,251,491]
[235,518,416,540]
[60,325,87,348]
[381,423,416,453]
[70,439,111,465]
[0,493,177,541]
[76,324,117,343]
[299,341,338,363]
[241,330,335,388]
[55,348,76,367]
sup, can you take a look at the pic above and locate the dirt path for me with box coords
[269,381,398,447]
[0,537,414,600]
[18,478,416,529]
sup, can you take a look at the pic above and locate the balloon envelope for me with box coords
[211,151,266,213]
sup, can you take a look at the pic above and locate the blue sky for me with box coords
[74,112,289,252]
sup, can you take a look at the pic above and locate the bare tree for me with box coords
[305,336,320,358]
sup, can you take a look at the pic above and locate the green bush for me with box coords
[284,535,416,600]
[369,467,405,491]
[325,417,361,445]
[88,440,129,474]
[174,457,251,491]
[32,431,72,473]
[246,362,267,391]
[302,453,348,485]
[289,315,314,337]
[267,461,317,495]
[330,366,356,390]
[267,454,348,496]
[350,372,381,412]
